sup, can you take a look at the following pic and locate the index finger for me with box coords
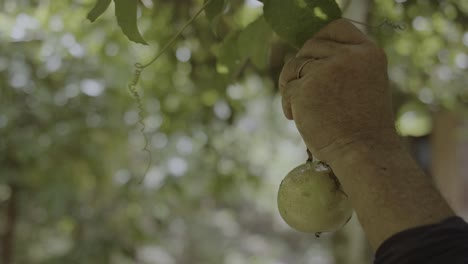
[279,57,317,94]
[313,18,369,44]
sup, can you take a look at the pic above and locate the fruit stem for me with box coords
[306,149,313,162]
[306,148,332,169]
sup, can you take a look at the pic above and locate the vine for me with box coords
[127,63,151,183]
[128,0,215,182]
[87,0,404,183]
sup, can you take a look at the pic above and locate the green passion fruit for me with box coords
[277,161,353,235]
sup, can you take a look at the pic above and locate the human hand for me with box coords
[279,19,397,163]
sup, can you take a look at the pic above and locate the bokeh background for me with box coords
[1,0,467,263]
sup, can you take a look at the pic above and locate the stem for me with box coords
[306,149,313,162]
[140,0,214,69]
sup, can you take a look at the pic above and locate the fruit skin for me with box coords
[277,161,353,233]
[263,0,342,49]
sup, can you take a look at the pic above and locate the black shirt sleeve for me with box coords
[374,216,468,264]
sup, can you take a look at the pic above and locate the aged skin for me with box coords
[279,19,394,163]
[279,19,454,250]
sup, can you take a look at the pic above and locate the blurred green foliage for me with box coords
[0,0,467,263]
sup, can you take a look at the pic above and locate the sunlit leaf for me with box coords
[217,32,245,76]
[113,0,148,45]
[87,0,112,22]
[263,0,342,48]
[238,17,273,69]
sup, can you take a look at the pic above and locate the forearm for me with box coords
[279,19,456,251]
[328,135,455,250]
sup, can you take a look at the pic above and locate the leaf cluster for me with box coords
[87,0,342,49]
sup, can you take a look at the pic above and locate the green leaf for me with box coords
[263,0,342,49]
[113,0,148,45]
[217,32,245,76]
[87,0,112,22]
[238,17,273,69]
[205,0,225,21]
[217,17,273,76]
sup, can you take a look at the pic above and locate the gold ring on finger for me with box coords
[296,58,316,79]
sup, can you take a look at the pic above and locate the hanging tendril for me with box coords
[128,63,151,183]
[126,0,214,183]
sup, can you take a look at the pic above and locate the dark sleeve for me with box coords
[374,216,468,264]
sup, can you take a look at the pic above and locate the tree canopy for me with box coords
[0,0,467,263]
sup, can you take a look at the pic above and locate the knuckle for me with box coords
[300,38,328,55]
[302,37,318,50]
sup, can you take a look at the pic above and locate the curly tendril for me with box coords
[378,19,406,31]
[128,63,151,183]
[127,0,214,183]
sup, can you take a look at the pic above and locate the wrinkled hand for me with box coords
[279,19,397,163]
